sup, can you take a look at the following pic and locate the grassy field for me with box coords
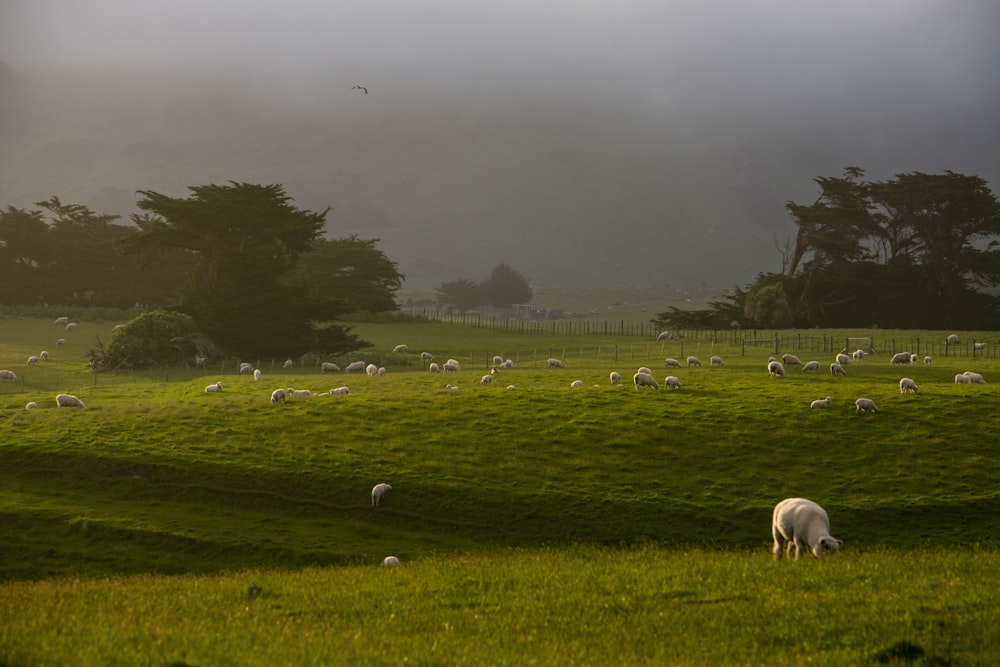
[2,313,999,664]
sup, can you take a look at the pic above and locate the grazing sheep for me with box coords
[429,362,441,373]
[801,361,821,373]
[377,366,386,376]
[25,401,38,409]
[909,354,919,364]
[54,316,69,326]
[330,386,350,395]
[320,362,341,373]
[445,384,459,390]
[0,370,18,381]
[570,380,585,388]
[56,338,66,347]
[64,322,77,330]
[772,497,842,560]
[39,351,49,361]
[889,352,912,365]
[633,372,659,390]
[205,381,223,393]
[954,373,972,384]
[781,353,801,366]
[365,364,378,376]
[899,378,918,394]
[286,388,312,397]
[345,361,367,373]
[852,349,866,363]
[492,355,504,366]
[855,397,879,415]
[283,359,294,369]
[506,384,516,390]
[768,356,777,363]
[974,342,986,351]
[371,483,392,507]
[392,344,408,354]
[55,393,84,408]
[444,359,461,372]
[687,356,701,367]
[835,353,852,366]
[664,358,681,368]
[961,371,986,384]
[26,356,39,366]
[270,388,287,403]
[664,375,682,390]
[767,360,785,378]
[810,396,833,408]
[656,330,672,341]
[548,358,566,369]
[420,352,434,363]
[382,556,400,567]
[500,359,514,370]
[946,334,960,345]
[610,371,622,385]
[923,356,932,365]
[830,362,847,376]
[480,374,493,385]
[710,355,724,366]
[637,366,653,376]
[239,362,253,375]
[253,369,262,381]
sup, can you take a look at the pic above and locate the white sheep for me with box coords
[345,361,367,373]
[270,388,287,403]
[64,322,77,330]
[889,352,912,365]
[365,364,378,376]
[492,355,504,366]
[710,355,724,366]
[54,316,69,326]
[445,384,459,390]
[429,362,441,373]
[909,354,919,364]
[480,374,493,385]
[570,380,584,388]
[961,371,986,384]
[664,358,681,368]
[830,362,847,376]
[810,396,833,408]
[443,359,461,372]
[0,370,18,381]
[855,397,879,415]
[899,378,918,394]
[771,497,842,560]
[767,360,785,378]
[205,381,223,392]
[25,401,38,409]
[954,373,972,385]
[382,556,400,567]
[253,369,262,381]
[506,384,516,390]
[56,338,66,347]
[687,356,701,367]
[656,330,672,341]
[637,366,653,376]
[26,356,39,366]
[500,359,514,370]
[194,355,208,368]
[835,353,852,366]
[39,351,49,361]
[663,375,682,390]
[548,358,566,369]
[974,342,986,351]
[610,371,622,385]
[239,362,253,375]
[371,483,392,507]
[923,356,932,365]
[377,367,387,376]
[946,334,960,345]
[392,344,409,354]
[633,372,659,389]
[781,353,801,366]
[286,388,312,397]
[801,361,821,373]
[421,352,434,363]
[320,362,341,373]
[55,393,85,408]
[852,349,866,363]
[330,386,350,395]
[283,359,294,369]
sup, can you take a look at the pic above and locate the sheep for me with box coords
[768,356,777,363]
[771,497,842,560]
[283,359,294,369]
[253,369,262,381]
[238,362,252,375]
[0,370,19,381]
[505,384,516,390]
[429,362,442,373]
[56,338,66,347]
[637,366,653,376]
[810,396,833,408]
[890,352,913,365]
[39,351,49,361]
[345,360,367,373]
[954,373,972,385]
[392,344,408,354]
[548,358,566,369]
[25,401,38,409]
[767,360,785,378]
[664,375,682,390]
[656,330,672,341]
[480,374,493,385]
[365,364,378,376]
[909,354,919,364]
[286,388,312,397]
[371,483,392,507]
[974,342,986,351]
[194,355,208,369]
[420,351,434,363]
[852,349,866,363]
[830,362,847,376]
[492,355,504,366]
[633,372,659,390]
[27,356,39,366]
[205,381,223,393]
[609,371,622,385]
[570,380,585,388]
[855,397,879,415]
[687,356,701,367]
[923,356,932,365]
[64,322,77,330]
[781,353,801,366]
[899,378,919,394]
[835,353,852,366]
[445,384,459,390]
[382,556,400,567]
[319,362,341,373]
[55,393,85,408]
[500,359,514,370]
[330,387,350,395]
[961,371,986,385]
[801,361,821,373]
[443,359,461,372]
[946,334,960,345]
[664,358,681,368]
[377,366,387,376]
[270,388,287,403]
[710,355,724,366]
[54,316,69,326]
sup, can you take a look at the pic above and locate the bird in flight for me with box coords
[352,85,368,94]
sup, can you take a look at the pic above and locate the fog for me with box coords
[2,0,998,289]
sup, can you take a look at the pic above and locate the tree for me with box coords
[479,263,533,309]
[121,182,368,358]
[294,235,404,314]
[90,310,210,370]
[435,278,482,312]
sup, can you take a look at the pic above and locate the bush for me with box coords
[89,310,217,370]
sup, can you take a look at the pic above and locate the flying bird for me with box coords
[351,85,368,94]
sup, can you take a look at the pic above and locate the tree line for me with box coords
[434,263,533,312]
[654,168,1000,331]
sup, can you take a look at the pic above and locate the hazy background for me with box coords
[1,0,998,290]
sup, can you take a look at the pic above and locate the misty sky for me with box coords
[2,0,999,289]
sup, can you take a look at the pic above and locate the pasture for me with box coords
[2,313,999,665]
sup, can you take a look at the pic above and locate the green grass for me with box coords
[2,315,1000,664]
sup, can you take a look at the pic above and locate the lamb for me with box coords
[781,353,801,366]
[687,356,701,367]
[205,381,223,392]
[444,359,461,372]
[0,370,18,381]
[890,352,913,365]
[830,362,847,376]
[771,497,842,560]
[835,353,852,366]
[365,364,378,376]
[810,396,833,408]
[548,358,566,369]
[54,316,69,326]
[899,377,918,394]
[570,380,584,388]
[253,369,262,381]
[801,361,821,373]
[767,360,785,378]
[855,397,879,415]
[371,483,392,507]
[239,362,253,375]
[961,371,986,385]
[445,384,459,390]
[428,362,441,373]
[286,388,312,397]
[664,358,681,368]
[480,374,493,385]
[55,393,85,408]
[27,356,39,366]
[320,362,341,373]
[610,371,622,385]
[345,361,367,373]
[382,556,400,567]
[633,372,659,389]
[392,344,409,354]
[946,334,960,345]
[270,388,287,403]
[330,386,350,395]
[664,375,682,390]
[420,352,434,363]
[710,355,724,366]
